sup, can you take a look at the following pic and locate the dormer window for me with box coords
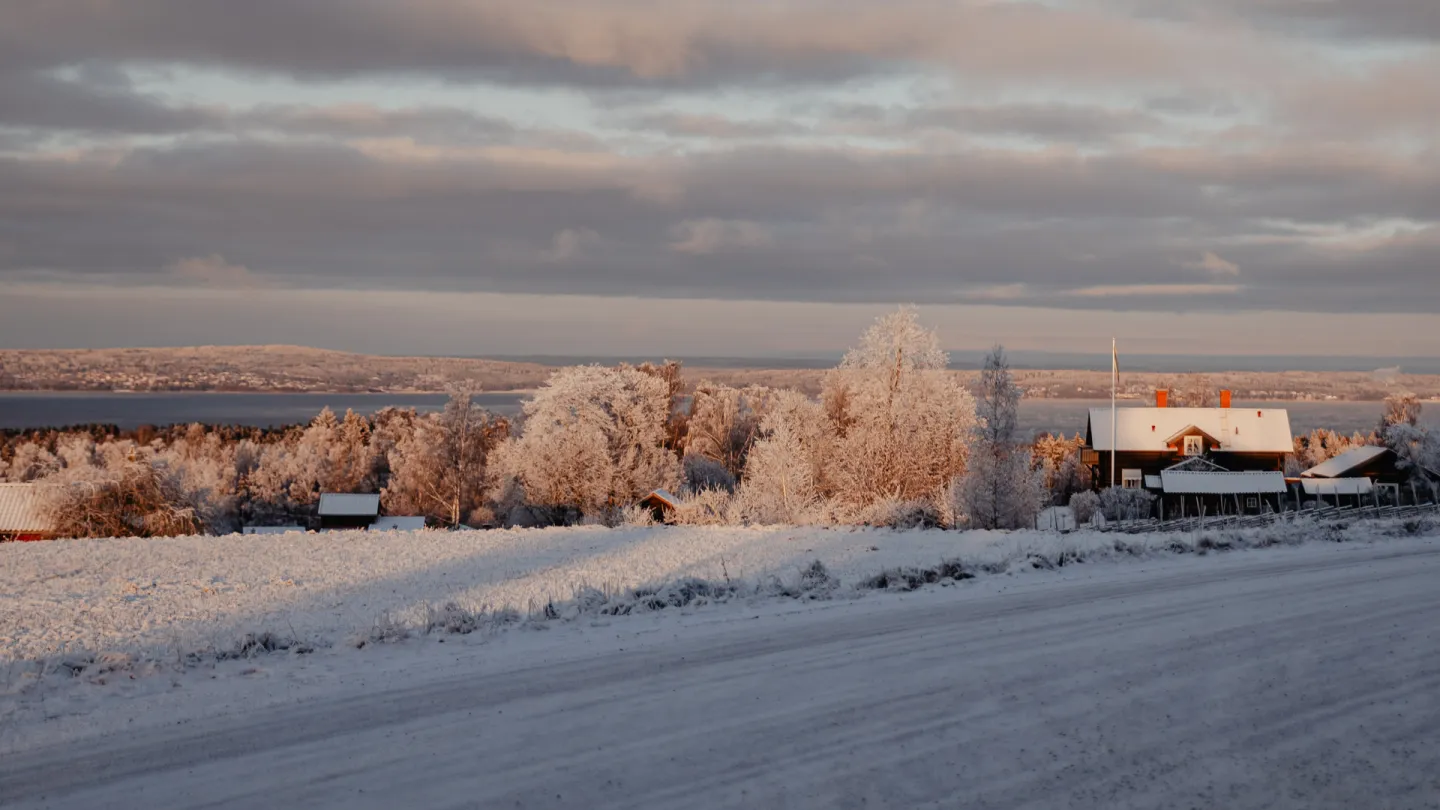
[1183,435,1204,456]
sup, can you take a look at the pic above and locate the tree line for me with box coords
[2,309,1436,538]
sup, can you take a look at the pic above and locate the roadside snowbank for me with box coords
[4,516,1437,672]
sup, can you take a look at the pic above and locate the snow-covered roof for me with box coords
[1300,445,1389,479]
[0,484,56,534]
[1159,470,1288,495]
[243,526,305,535]
[1088,407,1293,454]
[317,493,381,517]
[1301,478,1374,496]
[371,516,427,531]
[640,489,679,509]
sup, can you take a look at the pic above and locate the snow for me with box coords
[1088,407,1294,454]
[0,525,996,664]
[1,532,1437,809]
[1301,444,1389,478]
[1159,469,1288,494]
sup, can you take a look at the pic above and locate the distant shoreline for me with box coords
[0,389,1434,403]
[0,388,538,396]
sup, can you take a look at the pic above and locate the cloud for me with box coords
[671,219,774,254]
[1183,252,1242,277]
[0,0,1436,337]
[0,0,1304,88]
[1068,284,1245,298]
[166,254,263,288]
[541,228,602,263]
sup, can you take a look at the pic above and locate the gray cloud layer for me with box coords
[0,0,1436,319]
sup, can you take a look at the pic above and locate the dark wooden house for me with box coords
[1084,391,1294,517]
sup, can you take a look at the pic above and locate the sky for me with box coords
[1,0,1438,358]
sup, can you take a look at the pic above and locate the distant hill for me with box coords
[1,345,1438,401]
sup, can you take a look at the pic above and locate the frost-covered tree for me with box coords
[623,360,689,454]
[1033,432,1091,505]
[385,390,508,526]
[1377,394,1439,501]
[490,365,680,523]
[821,307,975,517]
[684,382,777,481]
[1383,393,1422,430]
[733,391,826,524]
[957,346,1044,530]
[6,443,60,482]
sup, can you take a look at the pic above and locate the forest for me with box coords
[3,310,1438,539]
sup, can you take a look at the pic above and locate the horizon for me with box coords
[7,341,1440,375]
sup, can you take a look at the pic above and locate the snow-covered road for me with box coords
[3,539,1438,809]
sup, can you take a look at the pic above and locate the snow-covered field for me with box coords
[2,519,1434,669]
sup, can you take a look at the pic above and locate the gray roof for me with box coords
[1300,445,1389,479]
[317,493,381,517]
[0,483,57,533]
[1159,470,1288,495]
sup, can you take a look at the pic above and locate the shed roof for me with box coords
[317,493,381,517]
[370,516,427,531]
[640,489,679,510]
[1301,478,1374,496]
[1300,445,1390,479]
[1159,470,1288,495]
[0,483,57,534]
[242,526,305,535]
[1088,407,1293,454]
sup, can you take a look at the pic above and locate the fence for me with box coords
[1088,502,1440,535]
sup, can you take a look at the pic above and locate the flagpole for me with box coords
[1111,337,1117,490]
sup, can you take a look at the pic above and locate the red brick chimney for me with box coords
[1156,389,1169,408]
[1220,389,1232,409]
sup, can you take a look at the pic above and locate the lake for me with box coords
[2,392,1434,437]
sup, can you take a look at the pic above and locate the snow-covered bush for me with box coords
[682,454,736,494]
[670,488,735,526]
[863,498,944,529]
[1069,490,1102,525]
[1099,487,1156,522]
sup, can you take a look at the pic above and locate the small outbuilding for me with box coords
[316,493,382,530]
[1300,445,1440,505]
[242,526,306,535]
[0,483,60,541]
[638,489,680,524]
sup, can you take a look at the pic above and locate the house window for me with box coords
[1246,496,1258,510]
[1183,435,1204,456]
[1122,469,1143,489]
